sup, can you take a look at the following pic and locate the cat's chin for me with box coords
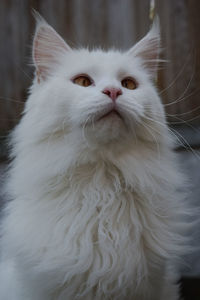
[81,112,129,148]
[89,110,124,130]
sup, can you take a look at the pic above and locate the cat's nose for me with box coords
[102,87,122,102]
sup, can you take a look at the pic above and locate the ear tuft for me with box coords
[32,9,48,29]
[32,11,71,83]
[128,16,161,78]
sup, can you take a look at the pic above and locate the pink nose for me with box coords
[102,87,122,102]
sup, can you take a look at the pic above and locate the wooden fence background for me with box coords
[0,0,200,136]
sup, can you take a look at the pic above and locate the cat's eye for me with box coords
[121,77,137,90]
[72,75,93,87]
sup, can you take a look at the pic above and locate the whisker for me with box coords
[145,106,200,126]
[143,99,200,118]
[17,66,32,80]
[0,118,20,121]
[163,88,200,109]
[164,116,199,135]
[170,127,200,159]
[143,115,200,160]
[44,130,56,157]
[131,125,138,146]
[0,97,25,104]
[139,120,161,160]
[163,69,195,107]
[159,50,192,96]
[143,116,189,151]
[137,103,200,130]
[169,114,200,124]
[119,103,142,123]
[91,115,96,131]
[140,105,200,133]
[81,115,91,147]
[120,100,144,115]
[165,104,200,117]
[62,118,68,136]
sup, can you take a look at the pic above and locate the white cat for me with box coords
[0,15,190,300]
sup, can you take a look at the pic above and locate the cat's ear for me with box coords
[32,12,71,83]
[127,17,161,78]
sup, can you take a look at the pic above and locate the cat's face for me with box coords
[28,15,166,151]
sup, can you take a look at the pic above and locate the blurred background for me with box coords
[0,0,200,298]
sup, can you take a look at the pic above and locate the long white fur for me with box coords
[0,16,190,300]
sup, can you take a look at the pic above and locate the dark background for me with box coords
[0,1,200,298]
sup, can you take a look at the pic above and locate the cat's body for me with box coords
[0,16,189,300]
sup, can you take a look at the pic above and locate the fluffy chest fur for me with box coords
[4,152,184,300]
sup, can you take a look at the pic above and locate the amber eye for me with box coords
[73,75,92,87]
[121,77,137,90]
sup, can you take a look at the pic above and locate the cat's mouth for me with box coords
[97,108,123,121]
[82,106,124,127]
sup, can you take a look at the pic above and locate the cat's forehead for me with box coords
[61,49,141,77]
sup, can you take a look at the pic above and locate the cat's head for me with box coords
[27,14,167,153]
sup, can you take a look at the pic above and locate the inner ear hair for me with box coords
[32,11,71,82]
